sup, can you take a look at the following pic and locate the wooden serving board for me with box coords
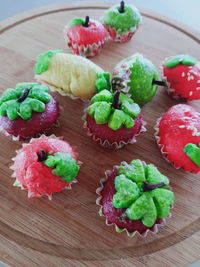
[0,2,200,266]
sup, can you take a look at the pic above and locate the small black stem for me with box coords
[143,181,165,192]
[152,79,167,87]
[83,16,90,27]
[112,90,121,109]
[111,77,125,91]
[119,1,125,13]
[37,149,48,162]
[17,88,30,102]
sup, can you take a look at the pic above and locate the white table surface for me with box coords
[0,0,200,266]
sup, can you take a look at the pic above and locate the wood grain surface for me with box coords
[0,2,200,266]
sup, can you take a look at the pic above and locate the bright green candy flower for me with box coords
[44,152,80,183]
[0,83,51,120]
[113,160,174,227]
[87,89,140,130]
[113,175,140,208]
[95,72,111,93]
[34,49,64,75]
[184,143,200,167]
[165,54,197,68]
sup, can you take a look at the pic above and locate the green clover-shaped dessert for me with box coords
[41,151,80,183]
[0,83,51,120]
[113,160,174,227]
[87,89,141,130]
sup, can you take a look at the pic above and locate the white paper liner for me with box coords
[104,24,139,43]
[154,116,200,173]
[10,134,81,200]
[96,164,172,237]
[82,109,147,149]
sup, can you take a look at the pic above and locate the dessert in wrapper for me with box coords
[96,159,174,236]
[155,104,200,173]
[161,54,200,101]
[0,82,59,140]
[83,73,146,149]
[64,16,108,58]
[11,135,80,199]
[112,53,160,105]
[102,1,142,43]
[34,50,104,100]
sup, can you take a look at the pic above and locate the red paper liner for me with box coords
[82,110,146,149]
[96,164,171,237]
[10,134,81,199]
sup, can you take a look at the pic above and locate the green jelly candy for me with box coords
[94,102,111,124]
[118,159,146,183]
[44,152,80,182]
[113,175,140,208]
[34,49,64,75]
[151,188,174,218]
[184,143,200,167]
[145,164,169,185]
[165,55,197,68]
[122,101,141,118]
[125,192,157,227]
[108,109,126,130]
[91,89,113,104]
[95,72,111,93]
[124,114,135,128]
[119,93,134,104]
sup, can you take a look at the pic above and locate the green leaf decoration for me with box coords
[44,152,80,182]
[34,49,64,75]
[0,83,51,120]
[113,160,174,227]
[87,89,140,130]
[184,143,200,167]
[68,18,85,27]
[165,54,197,68]
[95,72,111,93]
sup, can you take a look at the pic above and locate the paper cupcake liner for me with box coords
[10,134,81,200]
[104,24,139,43]
[36,78,90,103]
[96,164,171,237]
[160,57,187,101]
[82,110,146,149]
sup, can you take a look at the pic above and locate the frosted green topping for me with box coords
[68,18,85,27]
[113,160,174,227]
[184,143,200,167]
[95,72,111,93]
[34,49,64,75]
[103,4,142,32]
[165,55,197,68]
[87,89,140,130]
[113,53,159,105]
[44,152,80,182]
[0,83,51,120]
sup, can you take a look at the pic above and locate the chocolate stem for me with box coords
[112,90,121,109]
[143,181,165,192]
[17,88,30,102]
[152,80,167,87]
[83,16,90,27]
[37,149,48,162]
[119,1,125,13]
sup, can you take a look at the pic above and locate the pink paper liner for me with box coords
[82,109,147,149]
[104,24,139,43]
[160,56,188,101]
[10,134,81,200]
[96,163,172,237]
[154,116,200,173]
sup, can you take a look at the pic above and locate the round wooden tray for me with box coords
[0,2,200,266]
